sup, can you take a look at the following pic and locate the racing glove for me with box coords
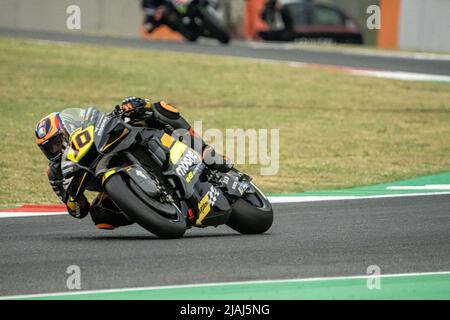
[66,194,90,219]
[121,96,151,116]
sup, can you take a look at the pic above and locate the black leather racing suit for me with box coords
[141,0,172,33]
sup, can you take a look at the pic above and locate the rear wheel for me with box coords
[105,174,186,239]
[226,183,273,234]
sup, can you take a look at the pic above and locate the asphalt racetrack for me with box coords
[1,194,449,296]
[1,28,450,76]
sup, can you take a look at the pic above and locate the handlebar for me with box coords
[111,105,124,117]
[109,105,154,122]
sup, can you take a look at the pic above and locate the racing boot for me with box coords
[90,193,134,230]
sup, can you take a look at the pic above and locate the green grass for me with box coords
[1,36,450,205]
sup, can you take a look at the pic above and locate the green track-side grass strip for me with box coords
[12,273,450,300]
[0,205,20,210]
[269,172,450,197]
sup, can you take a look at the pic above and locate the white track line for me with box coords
[2,270,450,300]
[241,41,450,61]
[2,191,450,218]
[267,191,450,203]
[285,60,450,82]
[387,185,450,191]
[25,38,450,83]
[0,212,66,218]
[349,69,450,82]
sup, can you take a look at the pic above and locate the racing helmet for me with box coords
[35,113,67,161]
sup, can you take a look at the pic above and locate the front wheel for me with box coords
[164,7,199,42]
[105,174,186,239]
[201,7,230,44]
[226,183,273,234]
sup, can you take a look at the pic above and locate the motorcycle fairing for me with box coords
[94,115,134,154]
[66,125,95,163]
[157,132,231,226]
[194,182,231,227]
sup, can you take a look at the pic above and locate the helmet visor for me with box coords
[39,134,64,161]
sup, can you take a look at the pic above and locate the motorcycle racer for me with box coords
[141,0,198,40]
[34,97,232,230]
[141,0,167,33]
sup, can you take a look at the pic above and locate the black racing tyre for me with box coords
[165,9,199,42]
[201,7,230,44]
[105,174,186,239]
[175,22,199,42]
[226,183,273,234]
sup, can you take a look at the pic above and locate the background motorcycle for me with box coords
[62,107,273,239]
[156,0,231,44]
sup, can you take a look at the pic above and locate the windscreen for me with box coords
[59,108,86,136]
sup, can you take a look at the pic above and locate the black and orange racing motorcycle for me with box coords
[154,0,230,44]
[61,107,273,238]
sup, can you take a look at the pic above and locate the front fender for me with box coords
[101,164,159,197]
[101,164,180,220]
